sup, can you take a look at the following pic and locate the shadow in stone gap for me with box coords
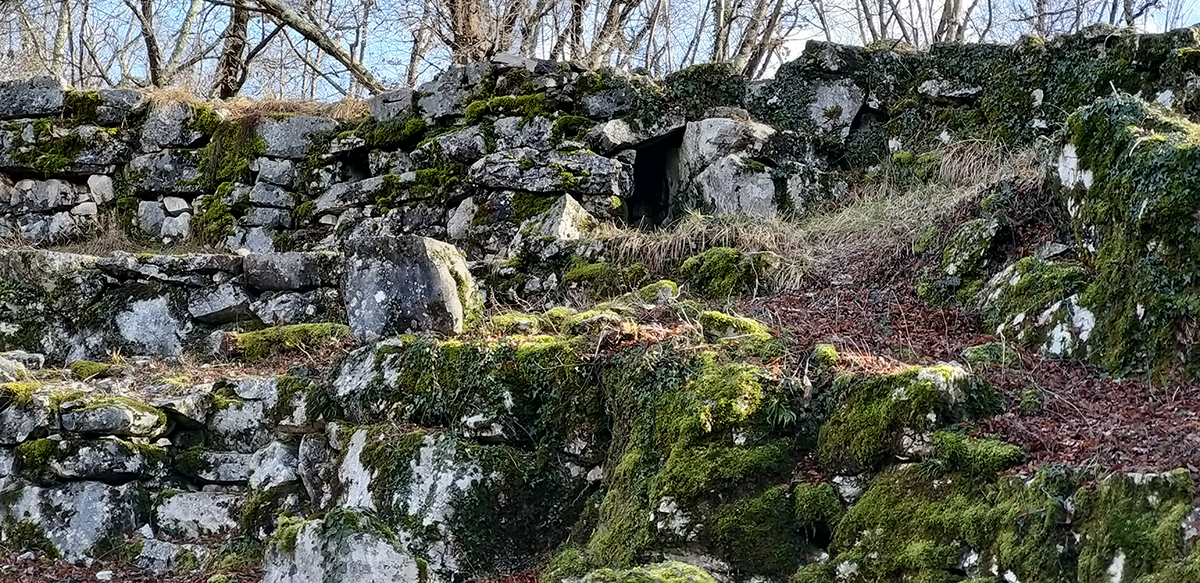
[627,126,684,228]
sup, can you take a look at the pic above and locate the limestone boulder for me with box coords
[262,510,425,583]
[188,282,254,324]
[94,89,148,126]
[47,438,166,482]
[0,77,64,119]
[155,491,243,539]
[369,88,415,121]
[469,148,632,197]
[140,102,209,151]
[129,150,204,196]
[59,397,167,438]
[244,252,340,291]
[258,115,338,159]
[341,221,481,341]
[0,480,145,561]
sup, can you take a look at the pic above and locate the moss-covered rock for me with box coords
[1061,94,1200,380]
[678,247,774,299]
[68,360,117,380]
[817,365,1001,473]
[234,323,350,361]
[582,561,719,583]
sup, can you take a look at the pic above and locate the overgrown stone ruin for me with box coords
[0,23,1198,583]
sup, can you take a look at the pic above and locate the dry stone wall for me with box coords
[0,25,1198,583]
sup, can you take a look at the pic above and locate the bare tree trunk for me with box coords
[448,0,486,62]
[730,0,773,71]
[407,6,432,86]
[712,0,728,60]
[124,0,164,86]
[743,0,783,76]
[214,1,250,98]
[682,0,711,66]
[51,0,70,80]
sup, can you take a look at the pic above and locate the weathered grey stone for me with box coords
[59,397,167,437]
[490,53,557,74]
[446,197,477,240]
[692,155,778,218]
[225,226,276,254]
[251,291,318,326]
[162,196,191,216]
[368,88,415,121]
[245,252,338,290]
[48,438,164,481]
[129,150,204,195]
[188,282,253,324]
[5,210,85,243]
[369,150,414,176]
[155,491,242,539]
[262,513,424,583]
[469,148,632,197]
[94,88,148,126]
[95,252,241,284]
[342,221,481,341]
[249,441,300,490]
[425,126,488,163]
[254,158,297,188]
[136,539,210,575]
[0,351,44,370]
[0,400,52,445]
[231,376,279,402]
[313,174,411,215]
[495,116,554,151]
[140,102,208,151]
[196,451,256,483]
[531,195,595,240]
[258,116,338,159]
[6,178,83,213]
[584,119,638,153]
[70,202,98,216]
[115,296,190,357]
[243,206,292,229]
[248,182,295,208]
[807,78,865,140]
[580,88,632,118]
[161,213,191,240]
[416,63,490,121]
[679,118,775,172]
[69,125,135,172]
[208,399,272,453]
[298,433,337,510]
[0,77,64,119]
[155,391,211,428]
[1,480,143,561]
[0,448,13,477]
[0,355,29,382]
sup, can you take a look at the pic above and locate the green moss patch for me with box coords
[234,323,350,361]
[678,247,774,299]
[69,360,117,380]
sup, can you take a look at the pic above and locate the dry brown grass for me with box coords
[1,215,221,257]
[144,87,367,121]
[143,86,203,105]
[938,139,1041,187]
[601,141,1047,291]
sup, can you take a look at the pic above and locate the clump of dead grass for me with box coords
[2,215,221,257]
[601,141,1046,290]
[145,86,368,121]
